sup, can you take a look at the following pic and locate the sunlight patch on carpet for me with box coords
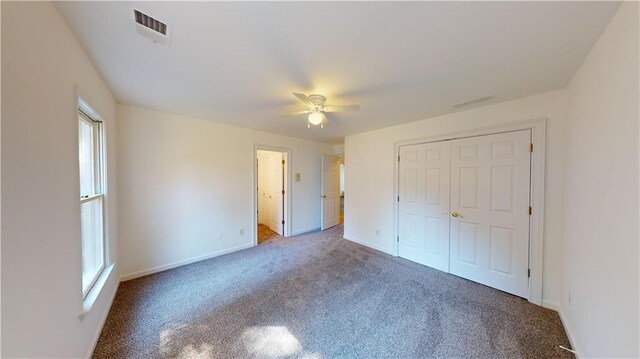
[241,326,321,358]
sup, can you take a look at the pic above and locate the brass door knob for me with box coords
[321,195,327,198]
[451,212,461,217]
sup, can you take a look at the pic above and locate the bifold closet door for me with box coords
[398,141,451,272]
[449,130,531,298]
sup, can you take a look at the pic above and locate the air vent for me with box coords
[134,10,169,44]
[134,10,166,35]
[453,96,493,109]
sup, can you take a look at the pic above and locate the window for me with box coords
[78,107,105,298]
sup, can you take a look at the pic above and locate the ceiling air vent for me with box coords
[134,10,168,44]
[453,96,493,110]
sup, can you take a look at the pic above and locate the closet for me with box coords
[398,130,531,297]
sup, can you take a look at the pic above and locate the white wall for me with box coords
[345,89,568,308]
[117,104,334,279]
[1,2,119,358]
[561,3,639,357]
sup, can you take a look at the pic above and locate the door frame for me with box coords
[393,118,546,306]
[253,144,292,245]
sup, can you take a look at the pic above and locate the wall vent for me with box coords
[453,96,493,109]
[134,10,168,44]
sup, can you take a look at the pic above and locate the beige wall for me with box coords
[1,2,119,357]
[562,3,639,357]
[117,104,334,280]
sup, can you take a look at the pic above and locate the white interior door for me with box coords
[268,152,284,235]
[256,158,266,224]
[257,150,287,237]
[257,154,267,225]
[449,130,531,298]
[321,154,340,230]
[398,141,451,272]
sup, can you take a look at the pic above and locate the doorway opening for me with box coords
[256,149,288,245]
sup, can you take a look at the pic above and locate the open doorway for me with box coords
[256,149,289,245]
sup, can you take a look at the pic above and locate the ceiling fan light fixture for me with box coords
[308,110,324,126]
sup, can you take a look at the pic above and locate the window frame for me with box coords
[78,107,107,299]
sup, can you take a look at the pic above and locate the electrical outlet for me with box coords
[239,228,244,236]
[217,232,223,240]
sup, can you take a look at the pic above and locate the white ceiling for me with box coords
[55,1,619,144]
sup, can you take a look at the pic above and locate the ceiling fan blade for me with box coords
[324,104,360,113]
[293,93,313,107]
[284,110,310,117]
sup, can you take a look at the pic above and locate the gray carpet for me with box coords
[94,224,573,359]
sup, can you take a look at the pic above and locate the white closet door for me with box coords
[398,141,451,272]
[450,130,531,298]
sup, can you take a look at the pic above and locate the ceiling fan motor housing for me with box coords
[307,94,327,109]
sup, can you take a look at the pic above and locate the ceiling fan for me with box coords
[287,93,360,128]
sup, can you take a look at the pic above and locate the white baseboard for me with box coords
[558,306,581,358]
[291,226,321,236]
[86,273,119,359]
[542,299,560,311]
[343,235,394,256]
[120,243,254,281]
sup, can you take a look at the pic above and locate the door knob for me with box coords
[321,195,327,198]
[451,212,461,218]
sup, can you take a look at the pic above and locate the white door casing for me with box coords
[449,130,531,298]
[254,145,292,245]
[321,154,340,230]
[398,141,451,272]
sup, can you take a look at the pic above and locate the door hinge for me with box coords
[282,190,285,195]
[282,220,285,225]
[397,196,400,202]
[397,236,399,242]
[398,155,400,162]
[527,268,531,278]
[282,159,285,165]
[529,143,534,153]
[529,206,532,215]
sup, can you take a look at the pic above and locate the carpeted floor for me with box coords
[94,224,573,359]
[257,223,279,245]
